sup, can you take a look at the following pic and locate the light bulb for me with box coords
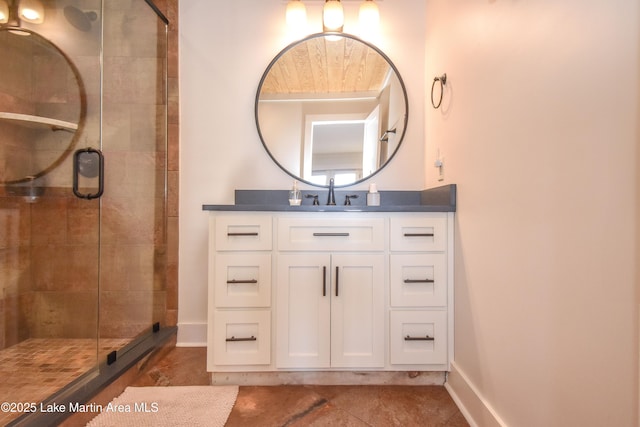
[359,0,380,29]
[19,0,44,24]
[0,0,8,24]
[286,0,307,35]
[359,0,380,41]
[323,0,344,32]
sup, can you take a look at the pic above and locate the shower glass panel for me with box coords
[99,0,168,357]
[0,1,167,425]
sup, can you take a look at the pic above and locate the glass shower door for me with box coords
[0,22,101,425]
[0,1,168,422]
[99,0,168,359]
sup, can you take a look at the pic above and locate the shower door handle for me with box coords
[73,148,104,199]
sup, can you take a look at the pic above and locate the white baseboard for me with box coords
[176,322,207,347]
[444,361,507,427]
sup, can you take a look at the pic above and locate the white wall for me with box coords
[178,0,427,345]
[425,1,639,426]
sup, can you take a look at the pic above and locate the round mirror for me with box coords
[255,33,408,187]
[0,27,85,184]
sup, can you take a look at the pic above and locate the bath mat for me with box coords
[86,385,238,427]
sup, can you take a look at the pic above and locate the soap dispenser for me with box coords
[289,180,302,206]
[367,183,380,206]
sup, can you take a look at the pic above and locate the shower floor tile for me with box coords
[0,338,129,425]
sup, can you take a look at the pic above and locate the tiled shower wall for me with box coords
[0,25,92,348]
[156,0,179,330]
[159,0,179,329]
[0,0,179,349]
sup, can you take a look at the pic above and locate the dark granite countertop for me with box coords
[202,184,456,213]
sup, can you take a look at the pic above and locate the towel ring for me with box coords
[431,73,447,109]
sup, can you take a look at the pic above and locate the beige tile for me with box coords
[168,124,179,171]
[31,244,99,291]
[67,197,100,244]
[167,170,179,216]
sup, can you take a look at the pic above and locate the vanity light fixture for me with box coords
[0,0,9,24]
[323,0,344,32]
[286,0,307,34]
[285,0,382,38]
[18,0,44,24]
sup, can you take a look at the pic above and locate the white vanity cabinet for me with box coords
[207,211,454,375]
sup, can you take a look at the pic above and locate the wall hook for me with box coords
[431,73,447,109]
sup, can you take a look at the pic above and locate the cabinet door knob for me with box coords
[335,266,339,297]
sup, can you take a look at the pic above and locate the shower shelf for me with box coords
[0,112,78,132]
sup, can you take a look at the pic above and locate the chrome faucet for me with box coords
[326,178,336,205]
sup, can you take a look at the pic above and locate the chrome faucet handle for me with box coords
[344,194,359,205]
[305,194,319,206]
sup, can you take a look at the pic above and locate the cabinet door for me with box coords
[331,254,385,368]
[276,253,331,368]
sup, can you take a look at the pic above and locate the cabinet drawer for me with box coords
[390,216,447,252]
[212,310,271,366]
[214,215,272,251]
[390,310,447,365]
[390,254,446,307]
[214,253,271,308]
[277,218,384,251]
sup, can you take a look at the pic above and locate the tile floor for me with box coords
[130,347,470,426]
[0,338,131,426]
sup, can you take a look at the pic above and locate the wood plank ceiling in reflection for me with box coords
[260,36,391,99]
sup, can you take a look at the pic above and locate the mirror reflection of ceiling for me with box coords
[256,33,408,188]
[260,35,392,99]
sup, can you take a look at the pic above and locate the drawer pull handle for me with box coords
[335,266,339,297]
[404,279,435,284]
[405,335,434,341]
[313,232,350,237]
[404,233,434,237]
[323,266,327,297]
[226,336,256,342]
[227,232,259,236]
[227,279,258,284]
